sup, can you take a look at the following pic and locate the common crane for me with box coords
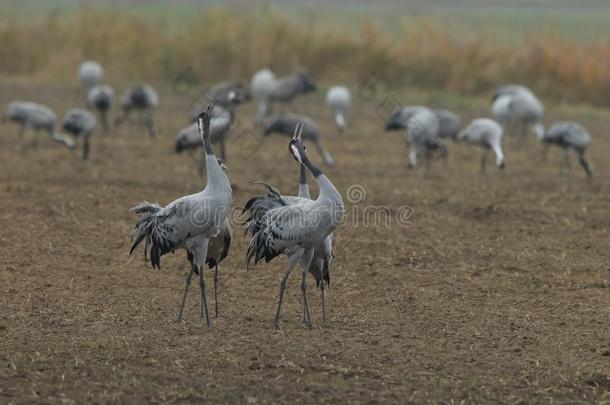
[79,61,103,91]
[251,68,276,126]
[62,108,96,160]
[114,85,159,138]
[245,125,344,328]
[457,118,506,173]
[243,163,334,323]
[176,92,244,170]
[385,105,447,168]
[129,100,232,326]
[264,114,335,166]
[434,109,461,140]
[252,70,316,125]
[87,85,114,133]
[326,86,351,134]
[2,101,75,150]
[539,122,593,177]
[491,84,544,144]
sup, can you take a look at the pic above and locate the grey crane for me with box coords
[188,82,250,122]
[434,109,462,140]
[245,126,345,328]
[114,85,159,138]
[2,101,75,150]
[79,61,103,91]
[243,163,334,323]
[62,108,96,160]
[129,100,232,326]
[385,105,447,168]
[491,84,544,144]
[326,86,351,134]
[264,114,335,166]
[252,70,316,125]
[87,85,114,133]
[176,94,243,171]
[251,68,276,126]
[539,122,592,177]
[457,118,506,173]
[208,80,250,109]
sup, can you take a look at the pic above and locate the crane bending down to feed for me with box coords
[79,61,103,91]
[188,82,250,122]
[434,109,461,141]
[129,100,232,326]
[326,86,351,134]
[245,124,345,328]
[207,80,250,109]
[252,69,316,125]
[385,106,447,168]
[243,158,335,323]
[2,101,75,150]
[264,114,335,166]
[62,108,96,160]
[457,118,506,173]
[114,85,159,138]
[539,122,593,177]
[491,84,544,144]
[87,85,114,133]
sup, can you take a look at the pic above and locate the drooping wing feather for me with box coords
[130,193,220,269]
[246,200,328,267]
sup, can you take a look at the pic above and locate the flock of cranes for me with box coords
[1,59,596,328]
[1,59,594,177]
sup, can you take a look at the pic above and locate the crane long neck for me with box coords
[301,154,342,205]
[200,116,229,192]
[298,164,310,199]
[302,154,322,179]
[201,118,214,155]
[299,163,307,185]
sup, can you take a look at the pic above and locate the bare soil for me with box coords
[1,84,609,403]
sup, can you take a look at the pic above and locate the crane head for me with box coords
[289,122,307,164]
[197,98,217,135]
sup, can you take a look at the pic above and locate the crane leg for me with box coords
[113,109,128,130]
[407,148,418,170]
[100,110,110,134]
[146,113,157,138]
[300,248,315,327]
[518,124,527,147]
[578,152,593,177]
[423,149,432,174]
[214,264,219,318]
[32,129,40,148]
[83,136,90,160]
[198,265,211,326]
[301,271,311,326]
[273,249,303,329]
[320,282,326,322]
[176,265,195,321]
[480,149,487,174]
[18,126,28,154]
[561,148,572,175]
[540,143,550,163]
